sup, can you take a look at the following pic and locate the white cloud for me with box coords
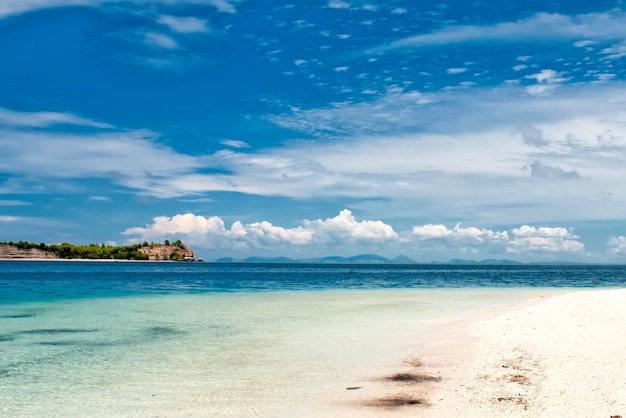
[221,139,250,148]
[0,215,24,222]
[508,225,584,253]
[269,86,433,136]
[574,40,596,47]
[524,69,570,96]
[0,110,205,197]
[0,200,32,206]
[391,7,407,14]
[513,64,528,71]
[368,11,626,53]
[0,108,112,129]
[122,212,588,258]
[327,0,350,9]
[446,67,467,74]
[5,79,626,225]
[123,209,397,249]
[294,59,307,66]
[526,84,557,96]
[412,224,508,243]
[600,42,626,60]
[525,69,568,84]
[157,15,209,33]
[142,32,179,49]
[607,236,626,255]
[303,209,398,243]
[334,66,349,72]
[0,0,240,19]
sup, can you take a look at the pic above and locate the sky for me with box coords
[2,0,626,262]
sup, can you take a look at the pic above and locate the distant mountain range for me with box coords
[213,254,524,264]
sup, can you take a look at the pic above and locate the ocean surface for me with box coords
[1,262,625,417]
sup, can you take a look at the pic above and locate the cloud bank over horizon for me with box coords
[121,209,593,260]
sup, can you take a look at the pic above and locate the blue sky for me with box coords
[2,0,626,262]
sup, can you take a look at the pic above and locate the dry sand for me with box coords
[337,288,626,417]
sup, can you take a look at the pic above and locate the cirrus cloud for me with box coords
[0,0,240,19]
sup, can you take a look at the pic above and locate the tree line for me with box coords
[1,240,186,260]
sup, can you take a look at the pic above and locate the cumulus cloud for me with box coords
[122,209,397,249]
[123,213,313,249]
[508,225,584,253]
[122,211,589,258]
[607,236,626,255]
[303,209,398,243]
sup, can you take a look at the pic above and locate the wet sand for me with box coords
[339,288,626,417]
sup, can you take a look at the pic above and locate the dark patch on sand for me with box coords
[346,386,362,390]
[506,373,531,385]
[365,394,429,409]
[497,396,529,410]
[0,334,14,342]
[387,372,441,383]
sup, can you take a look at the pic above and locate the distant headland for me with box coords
[0,240,195,261]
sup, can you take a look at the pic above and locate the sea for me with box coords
[1,261,625,417]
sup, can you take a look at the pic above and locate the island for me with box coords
[0,240,195,261]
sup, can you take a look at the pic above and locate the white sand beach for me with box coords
[339,288,626,417]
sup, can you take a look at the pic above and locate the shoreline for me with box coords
[342,288,626,417]
[0,258,198,263]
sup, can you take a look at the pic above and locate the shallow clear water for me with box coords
[1,262,624,416]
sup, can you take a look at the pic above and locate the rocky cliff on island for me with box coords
[0,241,195,261]
[137,244,194,261]
[0,245,58,259]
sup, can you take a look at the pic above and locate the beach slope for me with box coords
[418,288,626,417]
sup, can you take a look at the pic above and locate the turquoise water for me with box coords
[1,262,624,416]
